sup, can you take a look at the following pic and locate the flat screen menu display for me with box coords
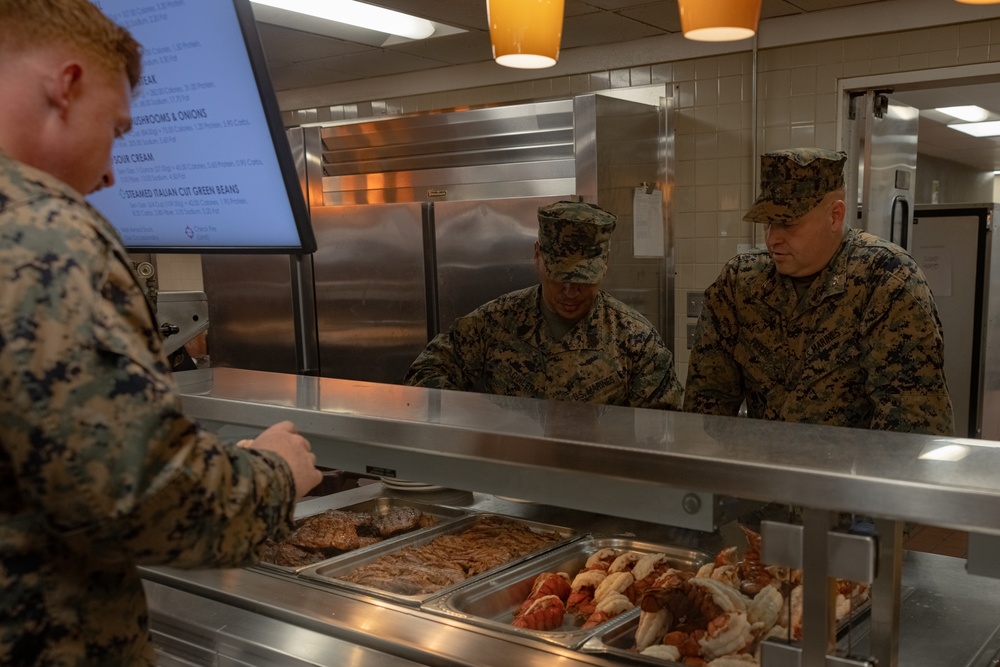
[88,0,316,253]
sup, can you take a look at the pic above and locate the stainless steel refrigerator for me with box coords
[309,196,568,384]
[911,203,1000,438]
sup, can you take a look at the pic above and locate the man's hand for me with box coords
[244,421,322,499]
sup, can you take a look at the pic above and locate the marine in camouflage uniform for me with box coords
[684,148,954,434]
[405,201,683,409]
[0,145,296,664]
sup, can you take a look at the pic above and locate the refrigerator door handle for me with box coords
[890,195,909,249]
[422,202,440,341]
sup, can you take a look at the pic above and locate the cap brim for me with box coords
[543,256,606,284]
[742,193,826,225]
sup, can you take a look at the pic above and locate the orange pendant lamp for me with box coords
[678,0,763,42]
[487,0,565,69]
[953,0,1000,3]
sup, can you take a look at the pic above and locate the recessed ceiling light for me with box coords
[949,120,1000,137]
[250,0,435,40]
[936,105,990,122]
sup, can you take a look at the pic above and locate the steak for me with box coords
[260,505,439,568]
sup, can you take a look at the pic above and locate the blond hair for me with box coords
[0,0,142,89]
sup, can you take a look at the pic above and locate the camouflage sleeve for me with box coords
[683,260,745,416]
[628,329,684,410]
[403,315,486,390]
[860,256,955,435]
[1,201,296,568]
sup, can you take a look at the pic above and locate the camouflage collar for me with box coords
[0,150,90,211]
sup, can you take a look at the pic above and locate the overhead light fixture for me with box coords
[936,105,990,122]
[678,0,763,42]
[487,0,564,69]
[953,0,1000,4]
[949,120,1000,137]
[250,0,435,40]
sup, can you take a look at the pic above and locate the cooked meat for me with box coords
[339,515,563,595]
[373,506,423,538]
[290,510,376,552]
[258,541,322,568]
[259,505,440,568]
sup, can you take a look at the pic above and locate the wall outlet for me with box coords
[687,323,698,349]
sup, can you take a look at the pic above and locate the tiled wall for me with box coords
[280,18,1000,383]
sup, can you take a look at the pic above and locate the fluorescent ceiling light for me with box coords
[936,105,990,122]
[250,0,435,40]
[949,120,1000,137]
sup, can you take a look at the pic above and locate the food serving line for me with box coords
[141,368,1000,666]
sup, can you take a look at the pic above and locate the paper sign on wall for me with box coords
[633,187,664,258]
[914,244,952,297]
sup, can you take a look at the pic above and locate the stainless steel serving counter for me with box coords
[143,485,717,667]
[143,484,1000,667]
[151,368,1000,666]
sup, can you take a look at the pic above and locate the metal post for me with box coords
[870,518,902,667]
[801,508,836,666]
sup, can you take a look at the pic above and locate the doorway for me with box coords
[839,62,1000,439]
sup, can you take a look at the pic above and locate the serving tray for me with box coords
[421,536,712,649]
[256,496,468,575]
[299,513,577,606]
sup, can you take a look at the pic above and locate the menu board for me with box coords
[88,0,316,253]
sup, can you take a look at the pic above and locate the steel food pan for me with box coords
[299,513,577,606]
[579,581,877,666]
[256,496,468,575]
[421,536,712,649]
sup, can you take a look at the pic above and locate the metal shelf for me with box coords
[177,367,1000,536]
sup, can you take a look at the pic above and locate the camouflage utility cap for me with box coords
[743,148,847,224]
[537,201,617,284]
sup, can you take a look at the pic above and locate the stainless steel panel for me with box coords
[299,513,577,606]
[156,290,209,356]
[422,536,710,649]
[176,368,1000,536]
[859,94,918,248]
[319,99,576,205]
[760,521,878,584]
[432,196,569,332]
[322,163,577,205]
[146,579,428,667]
[310,203,428,383]
[967,531,1000,578]
[588,93,670,337]
[202,255,299,373]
